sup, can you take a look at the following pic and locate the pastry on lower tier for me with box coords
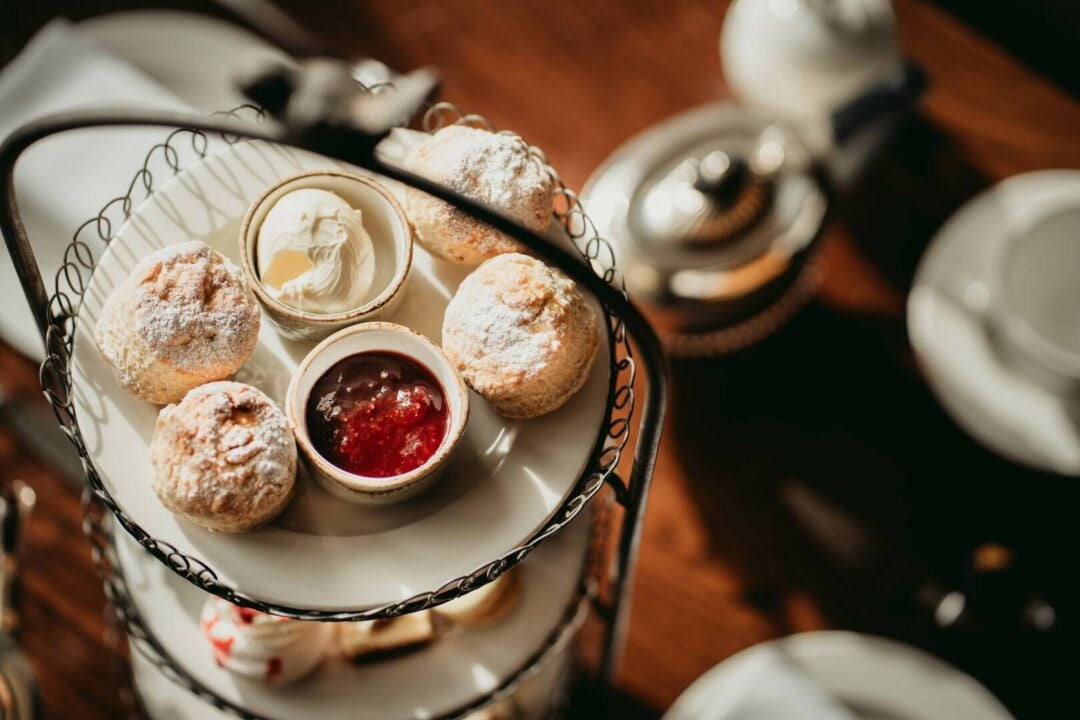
[201,597,333,685]
[150,381,297,532]
[461,700,516,720]
[94,240,260,404]
[442,254,599,418]
[338,610,436,660]
[402,125,554,264]
[432,568,520,627]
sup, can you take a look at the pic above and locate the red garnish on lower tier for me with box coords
[266,657,283,682]
[305,352,449,478]
[210,634,234,667]
[235,607,259,625]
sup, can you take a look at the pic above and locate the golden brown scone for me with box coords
[150,381,296,533]
[431,568,520,627]
[95,241,260,404]
[338,610,436,660]
[402,125,554,264]
[442,254,599,419]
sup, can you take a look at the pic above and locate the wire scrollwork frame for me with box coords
[30,93,629,604]
[40,99,636,717]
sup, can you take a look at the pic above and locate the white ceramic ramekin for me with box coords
[240,170,413,342]
[285,322,469,504]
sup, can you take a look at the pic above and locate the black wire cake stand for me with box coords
[0,64,668,718]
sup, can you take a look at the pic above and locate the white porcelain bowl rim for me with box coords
[240,169,413,322]
[286,322,470,492]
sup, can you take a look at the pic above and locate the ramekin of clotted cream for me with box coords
[240,170,414,342]
[256,188,376,314]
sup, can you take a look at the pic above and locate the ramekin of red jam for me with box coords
[305,352,449,478]
[287,322,470,504]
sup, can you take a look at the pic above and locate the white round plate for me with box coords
[71,137,610,610]
[908,169,1080,475]
[664,631,1013,720]
[117,507,588,720]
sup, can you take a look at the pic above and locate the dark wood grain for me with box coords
[2,1,1079,718]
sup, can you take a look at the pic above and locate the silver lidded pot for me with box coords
[585,105,827,337]
[583,0,924,356]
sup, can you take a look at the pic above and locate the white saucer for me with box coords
[664,631,1013,720]
[71,137,610,611]
[908,169,1080,476]
[116,506,587,720]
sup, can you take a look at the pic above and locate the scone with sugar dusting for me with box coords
[442,254,598,419]
[402,125,554,264]
[94,240,260,405]
[150,381,296,532]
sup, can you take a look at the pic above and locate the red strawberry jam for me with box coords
[305,352,449,478]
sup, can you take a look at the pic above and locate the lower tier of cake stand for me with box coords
[110,505,596,720]
[130,636,577,720]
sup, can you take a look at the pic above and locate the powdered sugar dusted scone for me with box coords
[201,597,333,685]
[150,381,296,532]
[432,568,520,627]
[402,125,554,264]
[442,254,599,419]
[95,240,260,404]
[338,610,436,660]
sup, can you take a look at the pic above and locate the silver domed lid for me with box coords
[583,103,827,332]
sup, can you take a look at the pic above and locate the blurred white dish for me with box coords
[908,169,1080,475]
[664,631,1013,720]
[721,0,899,131]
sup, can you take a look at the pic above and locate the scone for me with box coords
[201,597,333,685]
[150,381,297,532]
[402,125,554,264]
[95,240,260,404]
[338,610,436,660]
[432,569,520,627]
[442,254,599,418]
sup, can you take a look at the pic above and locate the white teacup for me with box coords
[987,207,1080,391]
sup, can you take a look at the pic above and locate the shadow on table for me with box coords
[664,115,1078,718]
[567,675,659,720]
[665,112,1006,617]
[840,114,990,293]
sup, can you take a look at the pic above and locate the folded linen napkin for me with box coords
[0,18,193,360]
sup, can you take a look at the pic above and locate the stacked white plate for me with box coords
[116,508,589,720]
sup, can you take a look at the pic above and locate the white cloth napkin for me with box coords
[0,19,193,360]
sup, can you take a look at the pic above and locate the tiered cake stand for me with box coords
[0,67,667,720]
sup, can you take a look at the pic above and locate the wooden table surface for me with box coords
[2,1,1079,718]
